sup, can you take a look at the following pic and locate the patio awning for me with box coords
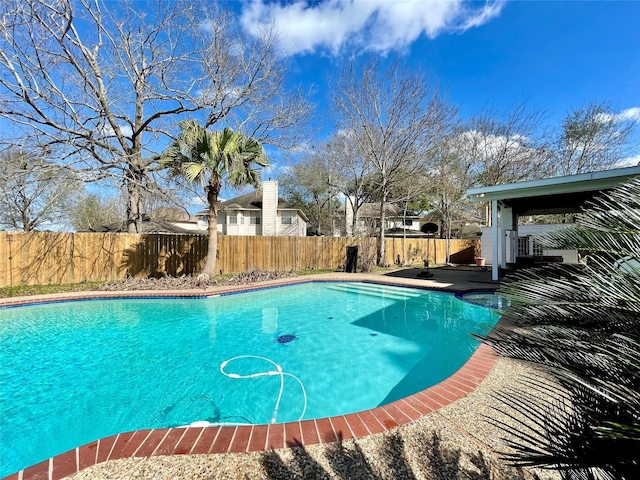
[466,166,640,279]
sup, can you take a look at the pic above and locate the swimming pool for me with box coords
[0,281,499,477]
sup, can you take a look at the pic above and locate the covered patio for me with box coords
[466,166,640,281]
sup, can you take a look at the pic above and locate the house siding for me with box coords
[276,210,307,236]
[217,212,227,234]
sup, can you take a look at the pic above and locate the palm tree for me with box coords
[162,120,268,279]
[482,176,640,479]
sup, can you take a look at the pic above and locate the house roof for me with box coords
[422,209,483,224]
[337,202,405,217]
[384,227,435,238]
[466,166,640,215]
[86,218,203,234]
[209,190,299,210]
[149,206,197,223]
[196,190,309,221]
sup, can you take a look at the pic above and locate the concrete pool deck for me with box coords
[2,268,557,480]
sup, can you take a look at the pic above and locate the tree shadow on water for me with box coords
[260,430,537,480]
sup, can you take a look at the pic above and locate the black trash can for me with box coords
[345,246,358,273]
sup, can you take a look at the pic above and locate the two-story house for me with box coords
[339,200,423,237]
[197,180,308,237]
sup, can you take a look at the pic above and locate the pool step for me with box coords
[325,283,423,301]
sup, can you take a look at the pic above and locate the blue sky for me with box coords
[231,0,640,159]
[6,0,639,218]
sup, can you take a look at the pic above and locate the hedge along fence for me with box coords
[0,231,479,288]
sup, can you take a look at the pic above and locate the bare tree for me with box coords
[462,103,550,187]
[0,0,314,232]
[0,147,80,231]
[280,152,336,236]
[331,58,456,264]
[324,133,376,237]
[68,191,123,232]
[428,136,477,262]
[382,168,432,264]
[552,101,638,175]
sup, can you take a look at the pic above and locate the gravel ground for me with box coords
[67,357,561,480]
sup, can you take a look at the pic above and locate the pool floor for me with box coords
[0,276,499,480]
[8,343,497,480]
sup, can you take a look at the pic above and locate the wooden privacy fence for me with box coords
[0,232,479,287]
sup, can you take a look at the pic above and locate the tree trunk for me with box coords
[202,179,222,277]
[125,165,145,233]
[402,202,408,265]
[377,197,387,266]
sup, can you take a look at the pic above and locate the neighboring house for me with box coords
[197,180,308,237]
[150,207,208,232]
[419,209,484,239]
[339,201,482,239]
[339,201,423,237]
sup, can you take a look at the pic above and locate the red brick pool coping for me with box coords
[1,277,499,480]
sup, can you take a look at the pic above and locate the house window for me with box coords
[532,240,543,256]
[228,213,237,225]
[518,237,529,256]
[249,211,261,225]
[281,211,295,225]
[403,219,413,226]
[518,236,544,256]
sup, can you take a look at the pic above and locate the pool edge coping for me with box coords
[0,273,500,308]
[1,275,500,480]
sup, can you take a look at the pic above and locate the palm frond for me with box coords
[536,176,640,254]
[482,176,640,479]
[180,162,206,183]
[162,120,269,190]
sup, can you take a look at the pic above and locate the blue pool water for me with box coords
[0,282,499,476]
[459,291,509,310]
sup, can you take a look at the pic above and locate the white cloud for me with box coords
[617,107,640,121]
[596,106,640,124]
[615,153,640,168]
[188,196,207,207]
[101,124,133,138]
[240,0,506,56]
[455,130,541,165]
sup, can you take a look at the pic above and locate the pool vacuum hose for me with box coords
[219,355,307,424]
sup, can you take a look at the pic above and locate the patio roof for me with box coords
[466,166,640,215]
[465,166,640,280]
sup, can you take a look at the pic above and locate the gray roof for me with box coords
[196,190,306,221]
[216,190,298,210]
[337,202,403,217]
[86,218,202,234]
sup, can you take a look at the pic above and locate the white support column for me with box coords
[501,206,513,269]
[491,200,499,281]
[512,213,519,265]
